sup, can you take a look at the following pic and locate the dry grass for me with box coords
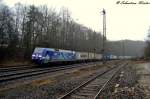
[0,62,112,92]
[31,78,56,86]
[30,64,103,87]
[0,61,119,98]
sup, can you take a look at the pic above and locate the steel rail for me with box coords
[58,62,126,99]
[58,62,127,99]
[0,62,101,83]
[0,62,99,77]
[0,65,37,72]
[94,63,127,99]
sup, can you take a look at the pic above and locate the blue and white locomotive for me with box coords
[32,47,76,64]
[32,47,102,64]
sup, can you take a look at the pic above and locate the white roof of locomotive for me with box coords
[34,47,75,53]
[33,47,54,53]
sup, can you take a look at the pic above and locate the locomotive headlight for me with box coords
[32,54,35,57]
[38,55,42,57]
[32,54,36,59]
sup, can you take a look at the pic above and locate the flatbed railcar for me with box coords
[32,47,102,65]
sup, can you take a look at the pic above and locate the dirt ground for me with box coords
[136,62,150,99]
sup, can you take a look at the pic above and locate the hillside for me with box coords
[107,40,146,57]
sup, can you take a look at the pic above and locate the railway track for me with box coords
[58,62,127,99]
[0,62,101,72]
[0,65,37,72]
[0,62,101,84]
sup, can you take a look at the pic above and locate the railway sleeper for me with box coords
[74,92,94,96]
[79,90,97,93]
[82,87,98,91]
[70,94,92,99]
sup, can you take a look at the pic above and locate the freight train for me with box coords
[32,47,102,64]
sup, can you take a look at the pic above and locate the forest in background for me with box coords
[108,40,145,57]
[144,27,150,57]
[0,1,145,63]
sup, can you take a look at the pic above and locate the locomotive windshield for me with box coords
[33,48,44,53]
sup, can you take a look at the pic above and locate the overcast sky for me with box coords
[3,0,150,41]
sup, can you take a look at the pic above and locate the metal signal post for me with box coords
[102,9,106,64]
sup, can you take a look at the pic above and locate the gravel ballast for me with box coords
[98,63,146,99]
